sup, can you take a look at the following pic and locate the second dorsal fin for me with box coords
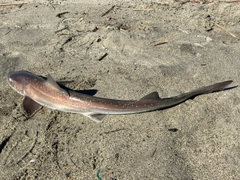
[140,91,161,100]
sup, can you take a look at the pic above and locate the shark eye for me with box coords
[8,78,14,85]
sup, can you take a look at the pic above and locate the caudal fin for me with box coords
[191,80,232,95]
[180,80,234,100]
[164,80,234,109]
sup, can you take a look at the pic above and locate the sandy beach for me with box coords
[0,0,239,179]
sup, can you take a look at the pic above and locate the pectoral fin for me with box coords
[23,96,42,115]
[83,113,107,122]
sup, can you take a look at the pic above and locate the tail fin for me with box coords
[189,80,232,95]
[148,80,235,111]
[178,80,233,100]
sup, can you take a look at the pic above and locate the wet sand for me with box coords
[0,0,239,179]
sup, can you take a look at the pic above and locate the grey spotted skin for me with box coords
[7,71,233,122]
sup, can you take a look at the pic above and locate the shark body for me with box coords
[7,71,233,122]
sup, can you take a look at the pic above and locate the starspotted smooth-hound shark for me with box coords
[7,71,233,122]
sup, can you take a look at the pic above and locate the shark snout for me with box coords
[7,71,15,85]
[7,71,31,95]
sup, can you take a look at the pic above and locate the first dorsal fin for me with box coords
[57,80,74,86]
[46,74,69,96]
[140,91,161,100]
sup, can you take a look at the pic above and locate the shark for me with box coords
[7,70,233,122]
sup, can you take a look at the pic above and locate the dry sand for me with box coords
[0,0,240,179]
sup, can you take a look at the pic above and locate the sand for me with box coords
[0,0,240,179]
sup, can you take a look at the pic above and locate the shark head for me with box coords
[7,71,37,96]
